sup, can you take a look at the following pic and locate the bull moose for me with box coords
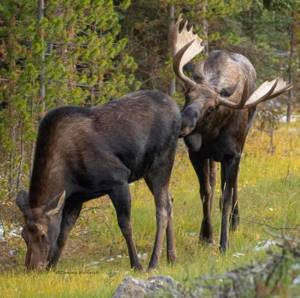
[170,15,292,252]
[16,90,181,271]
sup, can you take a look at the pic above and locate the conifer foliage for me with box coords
[0,0,139,196]
[0,0,298,199]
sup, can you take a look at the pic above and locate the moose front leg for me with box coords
[110,184,143,271]
[220,163,225,210]
[189,153,214,243]
[47,200,82,269]
[220,156,240,253]
[209,159,217,213]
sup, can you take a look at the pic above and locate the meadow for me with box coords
[1,122,300,297]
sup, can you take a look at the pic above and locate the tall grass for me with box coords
[1,122,300,297]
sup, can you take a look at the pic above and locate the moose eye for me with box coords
[27,224,37,233]
[207,106,215,114]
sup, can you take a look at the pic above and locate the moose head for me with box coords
[16,190,66,270]
[169,15,293,139]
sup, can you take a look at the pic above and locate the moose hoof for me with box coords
[167,250,176,264]
[199,224,213,244]
[199,233,213,244]
[219,243,228,255]
[147,265,158,272]
[230,216,240,231]
[148,260,159,272]
[132,263,143,271]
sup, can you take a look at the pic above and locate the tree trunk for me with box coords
[168,4,176,96]
[286,11,295,123]
[7,14,17,195]
[202,0,209,55]
[38,0,46,112]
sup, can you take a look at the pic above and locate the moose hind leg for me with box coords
[145,161,175,270]
[166,193,176,264]
[146,176,176,266]
[47,200,82,269]
[110,183,142,270]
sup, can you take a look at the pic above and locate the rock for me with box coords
[254,240,277,251]
[0,223,4,241]
[113,236,300,298]
[112,275,188,298]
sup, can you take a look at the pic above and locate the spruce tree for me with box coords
[0,0,139,197]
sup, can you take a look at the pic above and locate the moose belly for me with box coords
[195,138,240,162]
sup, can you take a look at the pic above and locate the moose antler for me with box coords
[169,14,204,87]
[219,78,293,109]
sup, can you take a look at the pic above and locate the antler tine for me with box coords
[183,20,188,30]
[169,15,204,87]
[219,78,292,109]
[246,79,279,108]
[266,78,293,100]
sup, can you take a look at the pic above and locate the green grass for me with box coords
[1,122,300,297]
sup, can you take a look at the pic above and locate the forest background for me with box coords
[0,0,299,199]
[0,1,300,296]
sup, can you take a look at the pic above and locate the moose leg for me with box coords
[189,152,213,243]
[110,184,142,270]
[220,164,226,210]
[47,200,82,268]
[220,156,240,253]
[209,159,217,213]
[146,174,176,266]
[145,166,174,270]
[230,176,240,231]
[166,193,176,264]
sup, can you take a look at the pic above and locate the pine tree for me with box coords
[0,0,139,197]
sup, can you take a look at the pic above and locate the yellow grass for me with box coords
[1,122,300,297]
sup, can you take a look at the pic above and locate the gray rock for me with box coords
[0,223,4,241]
[113,236,300,298]
[112,275,188,298]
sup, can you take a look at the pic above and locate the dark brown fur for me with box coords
[181,50,257,251]
[17,90,181,271]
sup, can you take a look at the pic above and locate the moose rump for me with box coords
[17,90,181,271]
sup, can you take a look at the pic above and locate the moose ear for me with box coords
[45,191,66,217]
[16,190,29,215]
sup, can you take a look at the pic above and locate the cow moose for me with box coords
[16,90,181,271]
[169,15,292,252]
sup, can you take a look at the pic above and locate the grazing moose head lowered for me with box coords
[16,190,66,270]
[17,90,181,271]
[170,15,292,252]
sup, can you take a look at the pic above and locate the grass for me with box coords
[1,122,300,297]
